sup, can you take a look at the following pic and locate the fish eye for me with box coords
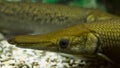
[59,38,69,49]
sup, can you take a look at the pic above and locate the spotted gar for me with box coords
[9,18,120,67]
[0,1,118,39]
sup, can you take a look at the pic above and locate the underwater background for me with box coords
[0,0,119,68]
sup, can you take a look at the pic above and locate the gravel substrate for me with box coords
[0,40,112,68]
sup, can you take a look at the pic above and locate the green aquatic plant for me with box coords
[42,0,58,3]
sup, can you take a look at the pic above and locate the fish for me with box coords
[0,1,118,39]
[9,18,120,67]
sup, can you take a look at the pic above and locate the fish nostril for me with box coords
[7,37,16,44]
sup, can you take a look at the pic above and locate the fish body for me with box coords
[9,18,120,66]
[0,1,118,38]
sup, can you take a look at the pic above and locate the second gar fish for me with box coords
[0,1,118,39]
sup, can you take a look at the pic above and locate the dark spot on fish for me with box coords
[11,8,16,12]
[49,18,54,22]
[64,16,68,20]
[44,13,51,16]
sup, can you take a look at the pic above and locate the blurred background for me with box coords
[0,0,119,68]
[2,0,120,16]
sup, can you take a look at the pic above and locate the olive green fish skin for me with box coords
[9,19,120,65]
[0,1,118,37]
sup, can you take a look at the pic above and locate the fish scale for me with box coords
[84,19,120,65]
